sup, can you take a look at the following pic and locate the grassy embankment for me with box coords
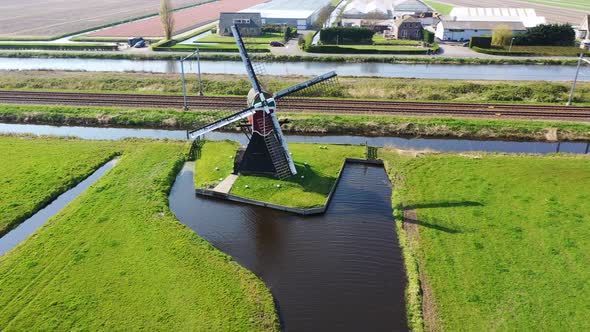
[195,141,365,208]
[1,104,589,141]
[0,136,119,236]
[0,50,583,64]
[3,70,590,104]
[0,137,279,331]
[422,0,453,15]
[382,149,590,331]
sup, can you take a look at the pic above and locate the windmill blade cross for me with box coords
[273,71,337,100]
[188,106,256,140]
[231,25,262,94]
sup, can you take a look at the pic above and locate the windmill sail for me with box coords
[231,25,262,94]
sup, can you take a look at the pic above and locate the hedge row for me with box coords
[470,36,492,49]
[470,46,533,56]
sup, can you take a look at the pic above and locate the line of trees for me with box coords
[514,24,575,46]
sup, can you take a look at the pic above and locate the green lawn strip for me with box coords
[422,0,453,15]
[3,71,590,105]
[381,150,590,330]
[0,135,119,236]
[0,139,279,331]
[309,44,431,54]
[231,143,365,208]
[1,104,589,141]
[473,45,590,57]
[161,43,270,53]
[373,35,421,46]
[198,32,283,44]
[194,140,240,188]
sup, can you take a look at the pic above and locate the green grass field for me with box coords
[0,137,279,331]
[520,0,588,11]
[382,150,590,330]
[422,0,453,15]
[194,141,365,208]
[198,32,284,45]
[0,136,118,236]
[373,35,421,46]
[7,71,590,105]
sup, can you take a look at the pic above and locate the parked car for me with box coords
[462,41,470,47]
[128,37,144,47]
[270,41,285,47]
[133,40,146,48]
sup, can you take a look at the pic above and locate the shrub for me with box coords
[514,24,575,46]
[319,27,374,44]
[492,25,513,46]
[423,30,435,44]
[303,32,315,51]
[470,36,492,48]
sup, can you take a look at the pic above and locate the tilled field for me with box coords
[86,0,268,38]
[439,0,586,23]
[0,0,205,38]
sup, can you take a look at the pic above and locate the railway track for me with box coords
[1,90,590,121]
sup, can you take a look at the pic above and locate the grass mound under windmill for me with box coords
[194,141,365,209]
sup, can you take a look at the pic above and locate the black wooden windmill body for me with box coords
[188,25,337,179]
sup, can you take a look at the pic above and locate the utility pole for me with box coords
[567,54,590,106]
[179,48,203,111]
[509,37,515,53]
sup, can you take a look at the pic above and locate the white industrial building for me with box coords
[435,18,527,41]
[241,0,331,30]
[448,7,546,28]
[435,7,545,42]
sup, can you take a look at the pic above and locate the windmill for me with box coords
[188,25,337,179]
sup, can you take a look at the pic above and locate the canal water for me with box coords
[1,57,589,81]
[169,161,408,331]
[0,158,118,256]
[1,123,588,154]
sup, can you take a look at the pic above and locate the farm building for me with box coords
[393,16,423,39]
[435,18,526,41]
[240,0,331,30]
[218,13,263,36]
[392,0,432,18]
[448,7,546,28]
[341,0,434,30]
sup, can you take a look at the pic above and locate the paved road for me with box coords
[438,0,587,24]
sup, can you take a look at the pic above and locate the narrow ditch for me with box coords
[0,158,119,256]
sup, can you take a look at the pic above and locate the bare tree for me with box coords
[492,24,513,47]
[160,0,175,40]
[314,5,335,29]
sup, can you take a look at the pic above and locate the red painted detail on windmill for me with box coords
[252,110,274,136]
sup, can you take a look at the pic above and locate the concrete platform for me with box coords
[212,174,238,194]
